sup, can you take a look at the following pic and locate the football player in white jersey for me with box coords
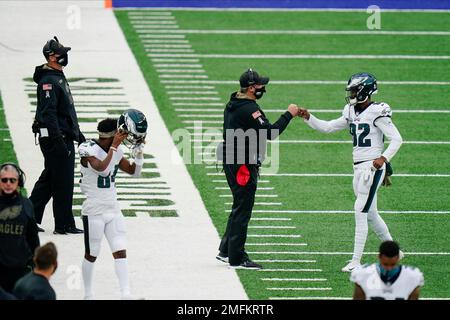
[79,110,147,300]
[351,241,423,300]
[298,73,404,272]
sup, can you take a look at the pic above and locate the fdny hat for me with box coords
[43,36,71,58]
[239,68,269,88]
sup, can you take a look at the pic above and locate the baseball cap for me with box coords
[239,68,269,87]
[43,36,71,58]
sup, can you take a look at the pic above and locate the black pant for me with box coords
[30,137,76,230]
[0,265,28,293]
[219,163,258,265]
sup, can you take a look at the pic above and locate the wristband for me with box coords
[110,146,117,152]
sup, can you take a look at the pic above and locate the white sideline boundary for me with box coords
[0,1,246,300]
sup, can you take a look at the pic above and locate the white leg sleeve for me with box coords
[114,258,131,297]
[368,197,393,241]
[352,197,368,263]
[82,259,95,299]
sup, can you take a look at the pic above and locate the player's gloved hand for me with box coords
[131,143,145,159]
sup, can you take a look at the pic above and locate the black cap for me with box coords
[239,68,269,88]
[43,36,71,58]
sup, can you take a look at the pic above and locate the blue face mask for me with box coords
[378,263,401,283]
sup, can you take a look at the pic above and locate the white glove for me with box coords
[131,143,145,159]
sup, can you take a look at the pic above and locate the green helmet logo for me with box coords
[117,109,148,146]
[345,73,378,106]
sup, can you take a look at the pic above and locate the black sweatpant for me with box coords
[30,137,76,230]
[219,163,258,266]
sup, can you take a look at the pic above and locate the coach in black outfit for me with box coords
[30,36,84,235]
[0,163,40,293]
[217,69,299,269]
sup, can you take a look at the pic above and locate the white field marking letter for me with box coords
[366,5,381,30]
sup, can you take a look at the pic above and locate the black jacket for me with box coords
[33,65,82,142]
[221,92,293,165]
[0,194,40,269]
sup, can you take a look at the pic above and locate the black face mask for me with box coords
[254,86,266,99]
[57,54,68,67]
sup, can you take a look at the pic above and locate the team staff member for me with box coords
[13,242,58,300]
[30,36,85,235]
[0,163,40,293]
[217,69,299,269]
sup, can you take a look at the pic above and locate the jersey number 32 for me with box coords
[349,123,372,147]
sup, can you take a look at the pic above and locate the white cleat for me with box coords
[341,260,361,273]
[399,250,404,260]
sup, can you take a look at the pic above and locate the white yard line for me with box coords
[147,53,450,60]
[173,102,223,106]
[252,210,450,214]
[159,79,450,86]
[271,140,450,145]
[267,287,332,291]
[248,251,450,255]
[259,269,323,272]
[246,243,308,246]
[155,63,203,67]
[168,91,218,94]
[248,235,302,238]
[138,28,450,36]
[270,297,350,300]
[261,277,324,280]
[251,218,291,221]
[210,173,450,178]
[248,226,296,229]
[260,173,450,177]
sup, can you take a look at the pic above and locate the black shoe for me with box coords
[37,226,45,232]
[229,260,262,270]
[53,228,67,235]
[216,252,229,263]
[65,226,84,234]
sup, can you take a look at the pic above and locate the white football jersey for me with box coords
[78,140,124,215]
[351,263,424,300]
[343,102,392,162]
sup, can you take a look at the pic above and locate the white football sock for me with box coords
[368,210,393,241]
[82,259,95,299]
[352,210,368,262]
[114,258,131,297]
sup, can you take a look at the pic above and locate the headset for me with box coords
[0,162,25,188]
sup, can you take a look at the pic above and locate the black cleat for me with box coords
[216,252,229,263]
[229,260,262,270]
[53,228,67,235]
[65,226,84,234]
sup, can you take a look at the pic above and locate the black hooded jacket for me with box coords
[0,194,40,269]
[221,92,293,165]
[33,65,82,142]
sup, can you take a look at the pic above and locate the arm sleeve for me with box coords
[375,117,403,162]
[247,106,293,140]
[304,114,348,133]
[38,81,61,138]
[25,203,40,255]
